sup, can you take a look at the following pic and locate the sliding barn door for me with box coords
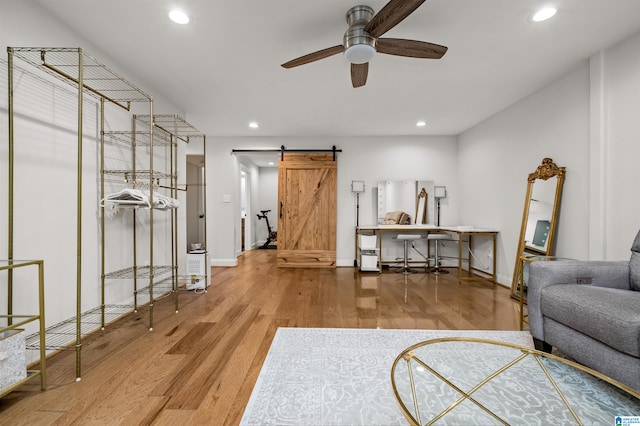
[277,153,337,268]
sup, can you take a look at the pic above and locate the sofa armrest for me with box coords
[527,260,630,341]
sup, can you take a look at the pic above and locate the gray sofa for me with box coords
[528,229,640,392]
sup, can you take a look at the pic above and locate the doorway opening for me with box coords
[186,155,205,252]
[240,168,251,252]
[235,152,279,254]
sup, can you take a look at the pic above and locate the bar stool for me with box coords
[427,233,450,274]
[396,234,421,274]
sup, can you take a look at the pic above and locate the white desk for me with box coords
[355,225,498,283]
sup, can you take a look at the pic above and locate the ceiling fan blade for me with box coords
[365,0,426,38]
[377,38,448,59]
[281,45,344,68]
[351,63,368,88]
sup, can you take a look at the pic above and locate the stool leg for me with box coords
[395,237,419,274]
[403,240,410,273]
[429,239,449,275]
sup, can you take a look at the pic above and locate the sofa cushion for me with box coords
[541,284,640,357]
[631,229,640,291]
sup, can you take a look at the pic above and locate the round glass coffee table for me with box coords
[391,338,640,425]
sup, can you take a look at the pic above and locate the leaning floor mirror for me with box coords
[511,158,566,299]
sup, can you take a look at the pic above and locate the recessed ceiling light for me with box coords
[268,162,275,166]
[249,122,259,128]
[169,10,190,24]
[416,121,427,127]
[532,7,556,22]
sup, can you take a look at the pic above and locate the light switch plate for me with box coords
[223,195,231,203]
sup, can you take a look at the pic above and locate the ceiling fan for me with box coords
[281,0,448,88]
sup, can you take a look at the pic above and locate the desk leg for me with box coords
[458,233,463,279]
[519,261,525,330]
[354,228,359,268]
[378,230,382,273]
[458,233,472,279]
[457,232,497,284]
[492,234,497,283]
[468,235,473,278]
[378,230,383,274]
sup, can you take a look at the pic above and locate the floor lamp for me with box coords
[429,186,448,274]
[434,186,447,226]
[352,180,365,267]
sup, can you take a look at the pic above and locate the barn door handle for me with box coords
[280,201,283,219]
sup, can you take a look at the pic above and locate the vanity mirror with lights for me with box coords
[377,180,435,225]
[511,158,566,298]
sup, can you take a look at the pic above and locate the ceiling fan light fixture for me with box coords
[345,44,376,64]
[281,1,447,88]
[532,7,557,22]
[343,7,376,65]
[169,9,190,24]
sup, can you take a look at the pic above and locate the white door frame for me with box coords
[240,166,252,252]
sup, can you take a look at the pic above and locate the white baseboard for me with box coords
[210,258,238,267]
[496,273,511,288]
[337,258,357,267]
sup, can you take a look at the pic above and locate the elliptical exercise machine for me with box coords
[257,209,277,249]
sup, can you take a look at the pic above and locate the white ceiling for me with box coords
[30,0,640,142]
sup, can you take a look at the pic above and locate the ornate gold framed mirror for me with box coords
[511,158,566,298]
[415,187,428,224]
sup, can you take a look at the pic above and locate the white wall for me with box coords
[247,163,261,250]
[458,64,590,285]
[207,136,458,267]
[237,161,260,252]
[458,28,640,285]
[591,30,640,259]
[255,167,278,246]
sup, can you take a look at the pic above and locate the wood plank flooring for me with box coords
[0,249,521,425]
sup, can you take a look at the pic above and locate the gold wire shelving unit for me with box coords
[136,115,209,295]
[7,47,153,381]
[7,48,207,383]
[101,116,176,328]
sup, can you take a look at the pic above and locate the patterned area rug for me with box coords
[240,328,533,425]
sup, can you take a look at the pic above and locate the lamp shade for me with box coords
[434,186,447,198]
[351,180,365,193]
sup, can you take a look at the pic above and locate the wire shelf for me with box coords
[136,277,175,295]
[137,114,205,143]
[25,305,134,350]
[103,130,172,148]
[9,47,152,106]
[102,170,174,181]
[104,265,173,279]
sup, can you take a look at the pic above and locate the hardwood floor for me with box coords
[0,249,521,425]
